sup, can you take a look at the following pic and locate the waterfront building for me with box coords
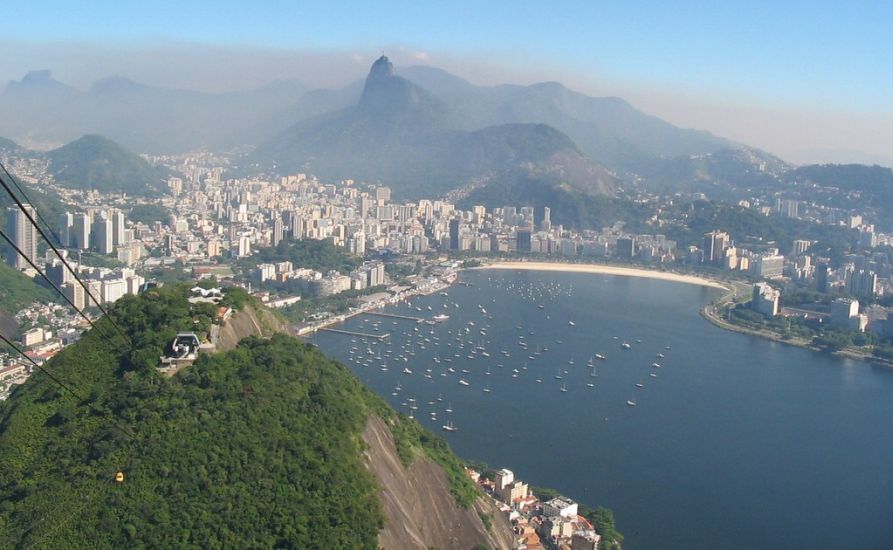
[543,497,578,519]
[829,298,860,329]
[449,219,460,250]
[615,237,635,259]
[752,283,780,317]
[516,229,532,252]
[752,254,784,279]
[702,231,729,264]
[541,206,552,232]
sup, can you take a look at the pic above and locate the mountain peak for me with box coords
[369,55,396,79]
[21,70,54,84]
[5,70,76,95]
[358,56,437,116]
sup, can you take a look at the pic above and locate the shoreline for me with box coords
[295,277,453,336]
[300,257,890,368]
[474,259,893,368]
[474,260,729,290]
[701,296,893,367]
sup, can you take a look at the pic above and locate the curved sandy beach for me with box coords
[477,261,727,289]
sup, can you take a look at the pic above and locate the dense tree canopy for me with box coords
[0,283,482,548]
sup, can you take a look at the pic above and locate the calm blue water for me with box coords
[310,269,893,549]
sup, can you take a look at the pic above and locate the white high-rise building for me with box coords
[273,218,284,246]
[5,204,37,269]
[101,279,127,304]
[752,282,780,317]
[73,212,91,250]
[59,211,74,247]
[111,210,126,246]
[93,217,114,254]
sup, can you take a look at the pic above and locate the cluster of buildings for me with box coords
[255,260,386,297]
[0,301,85,399]
[469,467,603,550]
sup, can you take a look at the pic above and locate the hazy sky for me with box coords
[4,1,893,165]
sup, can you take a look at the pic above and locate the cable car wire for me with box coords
[0,331,136,439]
[0,227,117,342]
[0,169,133,349]
[0,162,65,248]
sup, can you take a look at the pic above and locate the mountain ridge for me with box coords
[251,56,615,199]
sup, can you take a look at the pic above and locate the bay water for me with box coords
[311,268,893,549]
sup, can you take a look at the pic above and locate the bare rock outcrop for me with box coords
[363,416,513,550]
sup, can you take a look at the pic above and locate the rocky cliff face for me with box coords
[216,304,291,352]
[363,415,514,550]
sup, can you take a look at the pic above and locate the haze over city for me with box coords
[3,3,893,549]
[4,0,892,165]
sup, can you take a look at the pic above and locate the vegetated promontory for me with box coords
[0,284,509,549]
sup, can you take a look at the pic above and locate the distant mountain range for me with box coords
[7,58,891,207]
[0,60,744,175]
[0,70,309,153]
[251,56,616,198]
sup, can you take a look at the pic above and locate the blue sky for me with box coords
[7,1,892,112]
[4,1,893,163]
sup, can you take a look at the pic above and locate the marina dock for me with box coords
[318,328,390,340]
[362,312,424,323]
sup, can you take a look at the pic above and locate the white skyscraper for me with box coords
[111,210,126,246]
[93,216,114,254]
[59,211,74,247]
[5,204,37,269]
[73,212,91,250]
[273,218,284,246]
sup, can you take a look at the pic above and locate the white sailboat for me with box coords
[586,368,596,388]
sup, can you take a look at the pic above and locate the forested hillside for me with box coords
[0,284,483,548]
